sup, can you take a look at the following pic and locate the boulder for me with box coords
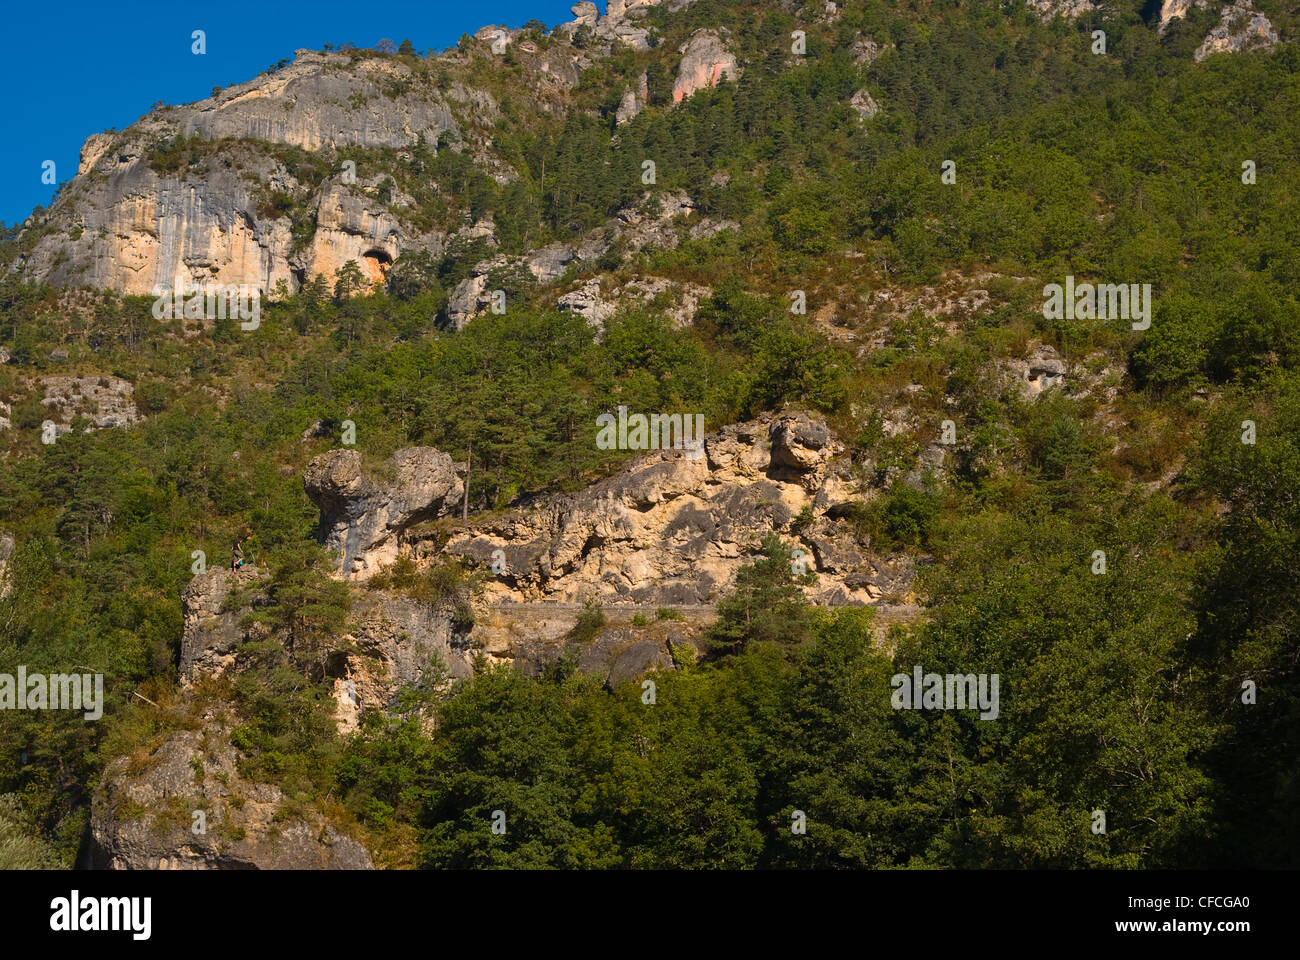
[769,412,834,472]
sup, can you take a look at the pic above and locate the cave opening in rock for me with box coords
[361,249,394,284]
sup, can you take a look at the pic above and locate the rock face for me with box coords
[40,375,141,433]
[505,615,693,685]
[330,593,476,726]
[1158,0,1207,33]
[180,567,473,733]
[180,567,269,683]
[304,447,464,580]
[1026,0,1097,17]
[615,76,648,124]
[557,274,710,330]
[571,1,599,25]
[88,727,373,870]
[448,192,728,328]
[852,38,886,65]
[1004,342,1070,400]
[998,341,1119,404]
[673,31,738,104]
[13,49,459,296]
[422,412,897,609]
[1194,2,1279,60]
[850,89,881,120]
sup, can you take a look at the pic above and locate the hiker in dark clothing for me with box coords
[232,538,245,571]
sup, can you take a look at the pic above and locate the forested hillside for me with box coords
[0,0,1297,869]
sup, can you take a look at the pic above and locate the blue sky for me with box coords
[0,0,586,227]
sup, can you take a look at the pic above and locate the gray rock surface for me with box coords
[1026,0,1098,17]
[89,727,373,870]
[304,447,464,580]
[1158,0,1208,33]
[850,89,881,120]
[179,567,269,683]
[1195,2,1279,60]
[40,375,141,431]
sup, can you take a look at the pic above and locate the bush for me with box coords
[567,600,606,644]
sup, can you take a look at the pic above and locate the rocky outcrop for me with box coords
[504,613,695,685]
[180,567,269,683]
[673,31,738,104]
[999,340,1119,403]
[448,192,727,328]
[181,567,473,732]
[445,239,596,327]
[304,183,403,286]
[0,533,13,598]
[12,49,460,295]
[328,592,476,728]
[557,275,710,330]
[89,727,373,870]
[420,412,900,609]
[1157,0,1207,33]
[40,375,141,434]
[1003,342,1070,400]
[1026,0,1098,17]
[850,89,881,120]
[304,447,464,580]
[615,74,648,124]
[852,38,887,65]
[1194,2,1279,60]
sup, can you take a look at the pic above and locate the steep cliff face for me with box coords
[303,446,464,580]
[9,2,1285,301]
[672,31,739,103]
[290,411,922,680]
[13,48,463,296]
[179,567,269,684]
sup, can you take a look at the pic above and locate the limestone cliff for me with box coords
[9,48,480,296]
[303,446,464,580]
[672,30,739,104]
